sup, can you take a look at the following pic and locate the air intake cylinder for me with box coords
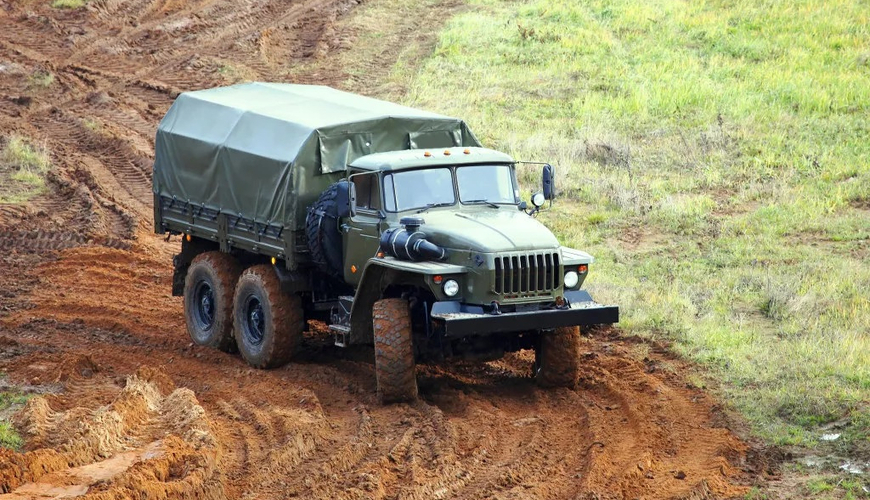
[379,217,446,262]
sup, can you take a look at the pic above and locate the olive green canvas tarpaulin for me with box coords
[153,82,481,229]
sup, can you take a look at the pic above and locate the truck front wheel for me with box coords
[183,251,241,352]
[535,326,581,388]
[372,298,418,403]
[233,265,303,369]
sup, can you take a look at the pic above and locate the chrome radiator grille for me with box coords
[493,252,561,294]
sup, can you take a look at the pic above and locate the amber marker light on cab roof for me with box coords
[424,151,432,157]
[443,150,451,155]
[463,148,471,154]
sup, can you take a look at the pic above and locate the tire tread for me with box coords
[183,251,240,352]
[373,298,417,403]
[536,326,581,388]
[233,264,303,369]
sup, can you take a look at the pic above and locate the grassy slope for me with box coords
[398,0,869,451]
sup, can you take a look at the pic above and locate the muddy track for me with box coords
[0,0,760,498]
[0,0,354,225]
[0,243,759,498]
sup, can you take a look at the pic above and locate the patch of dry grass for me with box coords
[0,135,52,204]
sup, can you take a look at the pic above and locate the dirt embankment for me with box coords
[0,0,763,498]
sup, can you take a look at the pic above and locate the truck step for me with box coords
[328,324,351,348]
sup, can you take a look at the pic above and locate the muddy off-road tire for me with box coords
[233,265,304,369]
[535,326,581,388]
[373,298,418,403]
[183,251,241,352]
[305,183,344,278]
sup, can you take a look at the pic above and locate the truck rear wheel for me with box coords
[233,265,303,369]
[535,326,581,388]
[372,298,418,403]
[183,251,241,352]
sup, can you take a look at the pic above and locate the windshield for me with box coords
[383,164,518,212]
[384,167,455,211]
[457,165,517,204]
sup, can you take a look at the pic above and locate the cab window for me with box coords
[352,173,381,212]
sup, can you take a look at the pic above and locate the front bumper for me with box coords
[430,290,619,338]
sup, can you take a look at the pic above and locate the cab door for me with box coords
[343,172,384,286]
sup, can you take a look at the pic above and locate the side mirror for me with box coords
[335,180,357,218]
[542,164,555,200]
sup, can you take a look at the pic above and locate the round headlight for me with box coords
[443,279,460,297]
[531,192,546,208]
[563,271,579,289]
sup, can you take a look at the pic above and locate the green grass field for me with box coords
[393,0,869,456]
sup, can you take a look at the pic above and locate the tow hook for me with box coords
[490,301,502,315]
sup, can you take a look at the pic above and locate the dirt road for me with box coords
[0,1,761,498]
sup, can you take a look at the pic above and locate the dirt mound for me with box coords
[54,353,101,382]
[1,367,223,499]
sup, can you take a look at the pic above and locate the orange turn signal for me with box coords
[351,265,358,273]
[433,275,443,284]
[185,234,191,242]
[377,251,385,258]
[555,296,565,307]
[578,264,588,273]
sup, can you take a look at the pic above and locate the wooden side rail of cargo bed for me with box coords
[154,194,305,268]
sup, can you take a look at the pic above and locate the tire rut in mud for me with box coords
[0,0,355,244]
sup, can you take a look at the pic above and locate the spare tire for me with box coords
[305,182,345,277]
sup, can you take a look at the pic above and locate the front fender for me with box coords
[348,257,468,345]
[561,246,593,266]
[365,255,469,275]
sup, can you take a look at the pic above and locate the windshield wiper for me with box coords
[463,199,500,209]
[417,202,454,213]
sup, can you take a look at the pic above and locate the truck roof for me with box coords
[153,83,481,228]
[180,82,451,128]
[350,147,514,171]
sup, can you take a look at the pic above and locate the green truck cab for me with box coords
[153,83,618,402]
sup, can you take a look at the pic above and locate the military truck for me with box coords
[153,83,618,402]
